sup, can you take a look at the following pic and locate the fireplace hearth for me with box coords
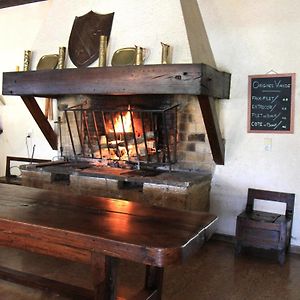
[21,160,212,212]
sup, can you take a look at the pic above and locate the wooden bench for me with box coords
[0,184,217,299]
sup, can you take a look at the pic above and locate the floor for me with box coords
[0,239,300,300]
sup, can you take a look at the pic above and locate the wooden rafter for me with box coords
[198,95,224,165]
[21,96,57,150]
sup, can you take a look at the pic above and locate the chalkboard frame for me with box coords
[248,73,295,134]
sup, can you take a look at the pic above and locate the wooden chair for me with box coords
[235,188,295,264]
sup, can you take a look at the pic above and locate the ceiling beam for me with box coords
[0,0,46,9]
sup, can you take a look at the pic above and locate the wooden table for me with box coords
[0,184,217,300]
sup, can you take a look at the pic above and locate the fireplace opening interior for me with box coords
[62,102,178,170]
[57,95,186,172]
[20,94,213,212]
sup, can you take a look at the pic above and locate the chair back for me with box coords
[246,188,295,219]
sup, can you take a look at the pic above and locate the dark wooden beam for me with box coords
[21,96,58,149]
[198,95,224,165]
[3,64,231,98]
[0,0,46,9]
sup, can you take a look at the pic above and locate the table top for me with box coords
[0,184,217,267]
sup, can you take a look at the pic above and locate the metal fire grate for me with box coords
[62,104,178,169]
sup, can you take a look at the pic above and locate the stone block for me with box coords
[21,170,52,188]
[143,183,188,210]
[186,143,196,152]
[70,175,119,196]
[143,179,210,212]
[188,133,205,142]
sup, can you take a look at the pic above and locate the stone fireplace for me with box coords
[13,64,230,212]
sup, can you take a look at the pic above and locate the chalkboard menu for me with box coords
[248,73,295,133]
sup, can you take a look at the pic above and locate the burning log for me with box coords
[93,131,156,161]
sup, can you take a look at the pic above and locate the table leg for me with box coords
[92,252,119,300]
[144,265,164,300]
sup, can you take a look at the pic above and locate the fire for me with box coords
[95,105,155,162]
[113,109,132,133]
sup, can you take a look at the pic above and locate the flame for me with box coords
[112,106,132,133]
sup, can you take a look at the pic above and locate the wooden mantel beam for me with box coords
[3,64,230,99]
[21,96,57,150]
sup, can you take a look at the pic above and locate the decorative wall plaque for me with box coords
[68,11,114,68]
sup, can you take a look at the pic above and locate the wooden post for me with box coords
[92,252,119,300]
[144,266,164,300]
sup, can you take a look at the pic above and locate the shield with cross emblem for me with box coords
[68,11,114,68]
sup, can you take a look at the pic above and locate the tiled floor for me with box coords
[1,240,300,300]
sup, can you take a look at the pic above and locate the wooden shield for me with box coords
[68,11,114,68]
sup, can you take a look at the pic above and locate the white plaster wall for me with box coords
[31,0,192,68]
[0,1,55,175]
[198,0,300,245]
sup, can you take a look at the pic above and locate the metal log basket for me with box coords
[62,104,179,170]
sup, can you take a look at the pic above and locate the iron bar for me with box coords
[174,106,178,163]
[110,112,121,161]
[80,108,84,148]
[73,111,84,156]
[129,109,140,164]
[64,111,77,158]
[162,112,171,165]
[101,112,112,160]
[67,100,87,110]
[151,112,160,163]
[83,111,94,158]
[157,114,166,163]
[92,111,103,159]
[56,116,63,158]
[63,105,179,114]
[141,112,149,162]
[120,112,130,161]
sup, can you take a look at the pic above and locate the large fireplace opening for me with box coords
[20,93,213,213]
[63,101,178,170]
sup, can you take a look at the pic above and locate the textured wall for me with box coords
[198,0,300,245]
